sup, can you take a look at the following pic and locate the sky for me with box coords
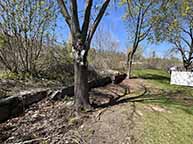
[55,1,174,58]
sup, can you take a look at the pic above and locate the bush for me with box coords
[89,49,127,72]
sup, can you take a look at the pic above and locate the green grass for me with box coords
[132,69,193,144]
[132,69,172,89]
[132,69,193,95]
[142,105,193,144]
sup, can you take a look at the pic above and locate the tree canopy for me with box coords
[152,0,193,70]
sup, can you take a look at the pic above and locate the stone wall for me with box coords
[0,89,49,123]
[0,73,127,123]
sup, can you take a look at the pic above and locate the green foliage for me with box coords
[152,0,192,42]
[0,71,33,80]
[151,0,193,70]
[0,35,5,47]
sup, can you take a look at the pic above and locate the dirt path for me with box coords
[79,102,144,144]
[0,79,147,144]
[77,79,147,144]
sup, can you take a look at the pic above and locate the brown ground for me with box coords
[79,79,147,144]
[1,78,190,144]
[79,102,144,144]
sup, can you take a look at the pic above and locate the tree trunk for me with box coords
[127,51,134,79]
[127,58,132,79]
[183,61,191,71]
[184,65,188,71]
[74,61,91,111]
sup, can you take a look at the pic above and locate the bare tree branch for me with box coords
[70,0,81,35]
[180,36,191,48]
[87,0,110,44]
[180,27,192,39]
[126,0,133,18]
[57,0,72,30]
[139,25,152,42]
[81,0,93,42]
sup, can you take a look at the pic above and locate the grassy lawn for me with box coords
[133,69,184,89]
[142,105,193,144]
[133,69,193,96]
[132,69,193,144]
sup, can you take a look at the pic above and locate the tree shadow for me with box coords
[90,83,193,116]
[133,90,193,116]
[134,73,170,83]
[90,85,149,108]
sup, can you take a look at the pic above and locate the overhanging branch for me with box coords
[57,0,72,31]
[81,0,93,42]
[70,0,81,34]
[87,0,110,44]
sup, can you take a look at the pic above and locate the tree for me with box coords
[90,26,122,70]
[152,0,193,71]
[121,0,156,78]
[128,45,144,62]
[0,0,57,74]
[57,0,110,111]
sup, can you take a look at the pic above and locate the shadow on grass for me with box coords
[91,85,149,108]
[134,73,170,82]
[132,90,193,116]
[91,84,193,116]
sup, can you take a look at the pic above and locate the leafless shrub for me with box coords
[0,0,57,74]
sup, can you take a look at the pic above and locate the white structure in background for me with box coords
[170,66,177,72]
[170,71,193,87]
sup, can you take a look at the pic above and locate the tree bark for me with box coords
[184,64,191,71]
[74,60,91,111]
[127,58,133,79]
[127,51,134,79]
[183,59,191,71]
